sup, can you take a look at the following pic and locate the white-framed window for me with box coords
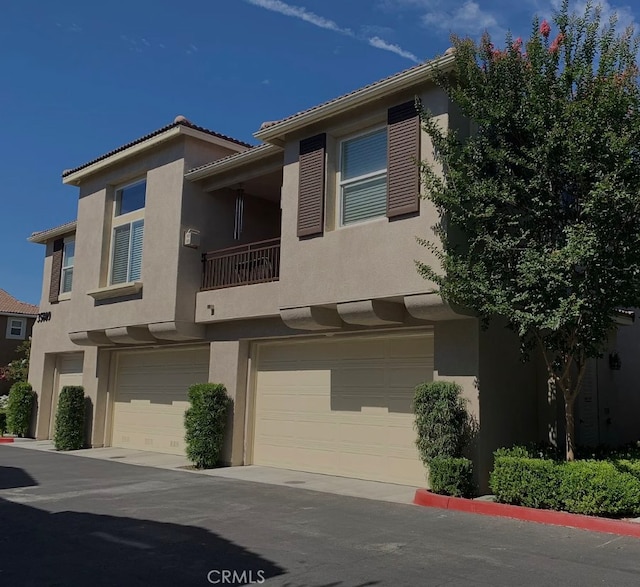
[115,179,146,216]
[6,317,26,340]
[60,237,75,294]
[339,127,388,226]
[110,179,146,285]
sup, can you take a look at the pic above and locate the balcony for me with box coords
[201,238,281,291]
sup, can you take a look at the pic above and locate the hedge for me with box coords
[184,383,231,469]
[0,410,6,436]
[429,457,474,498]
[6,381,36,437]
[490,450,640,517]
[54,386,85,451]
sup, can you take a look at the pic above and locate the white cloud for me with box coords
[422,1,502,36]
[245,0,353,35]
[369,37,419,62]
[245,0,420,61]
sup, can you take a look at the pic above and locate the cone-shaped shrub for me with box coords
[54,386,85,451]
[184,383,231,469]
[6,381,35,437]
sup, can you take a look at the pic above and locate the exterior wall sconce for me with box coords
[609,352,622,371]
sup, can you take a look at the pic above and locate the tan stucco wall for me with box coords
[277,86,448,310]
[596,320,640,446]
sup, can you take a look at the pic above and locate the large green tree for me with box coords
[419,0,640,460]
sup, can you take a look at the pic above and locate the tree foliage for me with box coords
[0,339,31,384]
[419,0,640,459]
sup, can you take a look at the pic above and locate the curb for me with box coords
[414,489,640,538]
[0,438,15,444]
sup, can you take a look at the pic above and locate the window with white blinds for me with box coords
[111,220,144,284]
[340,128,388,225]
[61,237,75,294]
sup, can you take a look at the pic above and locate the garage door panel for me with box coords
[112,347,209,455]
[254,334,432,486]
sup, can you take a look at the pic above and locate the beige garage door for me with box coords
[111,347,209,455]
[253,333,433,486]
[51,353,84,437]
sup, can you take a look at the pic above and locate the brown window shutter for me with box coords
[387,101,420,218]
[49,238,64,304]
[297,133,326,238]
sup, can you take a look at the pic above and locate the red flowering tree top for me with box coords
[419,0,640,460]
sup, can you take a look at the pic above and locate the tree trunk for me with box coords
[564,393,576,461]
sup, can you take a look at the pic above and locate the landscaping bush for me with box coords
[558,461,640,517]
[6,381,36,437]
[490,450,640,517]
[490,456,562,510]
[0,410,6,436]
[184,383,231,469]
[413,381,469,464]
[54,386,85,451]
[429,457,474,498]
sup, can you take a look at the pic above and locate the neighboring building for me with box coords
[0,289,38,394]
[31,53,634,490]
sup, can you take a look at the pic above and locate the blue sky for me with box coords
[1,0,637,304]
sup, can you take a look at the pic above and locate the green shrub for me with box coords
[184,383,231,469]
[491,456,562,510]
[490,451,640,517]
[558,461,640,517]
[429,457,474,498]
[54,386,85,451]
[413,381,469,464]
[6,381,35,437]
[0,410,6,436]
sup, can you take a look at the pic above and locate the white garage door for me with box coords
[111,347,209,455]
[253,333,433,486]
[51,353,84,437]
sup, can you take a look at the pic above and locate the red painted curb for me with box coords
[0,438,15,444]
[414,489,640,538]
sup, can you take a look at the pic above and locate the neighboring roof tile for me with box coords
[0,289,38,316]
[62,118,253,178]
[28,220,77,244]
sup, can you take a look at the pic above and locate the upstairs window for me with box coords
[115,180,146,216]
[339,128,388,225]
[6,317,26,340]
[60,237,75,294]
[110,179,145,285]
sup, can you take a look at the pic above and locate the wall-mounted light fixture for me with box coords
[609,352,622,371]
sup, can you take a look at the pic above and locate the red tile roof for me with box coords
[62,118,254,178]
[0,290,38,316]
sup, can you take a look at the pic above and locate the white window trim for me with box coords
[109,178,146,286]
[108,218,144,286]
[336,125,388,228]
[6,317,26,340]
[60,236,75,296]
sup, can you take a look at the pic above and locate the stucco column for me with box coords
[29,351,56,440]
[81,347,112,448]
[208,341,249,466]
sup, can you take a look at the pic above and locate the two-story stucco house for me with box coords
[0,290,38,395]
[34,53,635,489]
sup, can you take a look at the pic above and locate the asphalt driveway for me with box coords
[1,446,640,586]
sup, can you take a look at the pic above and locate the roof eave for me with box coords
[28,222,77,244]
[185,143,282,182]
[253,53,456,144]
[62,126,250,186]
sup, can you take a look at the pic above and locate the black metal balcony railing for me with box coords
[201,238,281,291]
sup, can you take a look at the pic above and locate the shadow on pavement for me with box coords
[0,494,285,586]
[0,466,38,490]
